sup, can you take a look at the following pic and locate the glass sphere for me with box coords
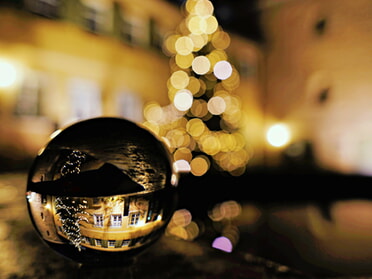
[26,117,178,266]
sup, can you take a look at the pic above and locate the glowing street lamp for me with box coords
[266,123,291,148]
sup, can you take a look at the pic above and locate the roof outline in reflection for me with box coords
[29,163,146,197]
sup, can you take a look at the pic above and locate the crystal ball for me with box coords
[26,117,178,265]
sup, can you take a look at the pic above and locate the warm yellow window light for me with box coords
[0,60,17,88]
[266,123,291,147]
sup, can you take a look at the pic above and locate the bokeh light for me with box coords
[171,209,193,227]
[192,55,210,75]
[175,36,194,55]
[204,16,218,34]
[166,128,190,148]
[174,89,193,111]
[186,118,206,138]
[175,53,194,69]
[154,0,250,176]
[194,0,214,17]
[221,68,240,91]
[173,147,193,162]
[209,200,242,221]
[266,123,291,147]
[163,34,180,55]
[212,236,233,253]
[211,31,231,50]
[190,155,210,176]
[207,96,226,115]
[200,133,221,155]
[190,99,208,117]
[213,60,233,80]
[187,16,205,35]
[144,102,163,123]
[188,33,208,51]
[0,60,17,88]
[187,76,201,95]
[170,70,190,89]
[166,209,200,241]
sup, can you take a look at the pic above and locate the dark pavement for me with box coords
[2,172,372,278]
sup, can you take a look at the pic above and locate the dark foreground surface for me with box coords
[3,171,372,278]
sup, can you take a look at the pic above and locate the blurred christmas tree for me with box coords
[144,0,250,176]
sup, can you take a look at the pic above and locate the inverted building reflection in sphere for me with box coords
[26,117,178,265]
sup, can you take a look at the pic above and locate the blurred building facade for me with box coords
[0,0,264,171]
[260,0,372,174]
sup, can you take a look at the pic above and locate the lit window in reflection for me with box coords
[94,214,104,227]
[129,212,141,226]
[108,240,116,247]
[122,240,130,247]
[95,239,102,247]
[110,214,123,227]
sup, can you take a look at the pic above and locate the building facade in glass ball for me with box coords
[26,117,178,265]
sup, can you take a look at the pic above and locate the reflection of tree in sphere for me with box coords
[26,117,178,266]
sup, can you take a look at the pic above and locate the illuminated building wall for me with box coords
[0,0,181,161]
[260,0,372,173]
[52,194,164,251]
[0,0,265,170]
[26,192,63,244]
